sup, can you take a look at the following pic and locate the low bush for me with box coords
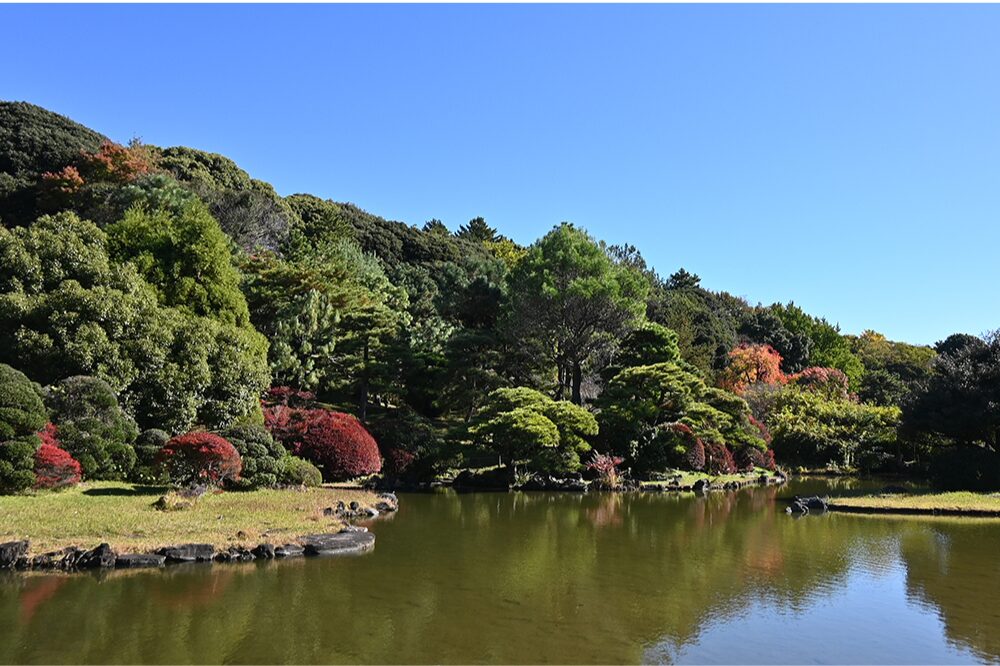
[132,428,170,484]
[587,452,625,489]
[0,364,47,493]
[704,442,737,475]
[295,410,382,481]
[33,425,82,490]
[280,455,322,487]
[157,432,242,488]
[217,424,285,489]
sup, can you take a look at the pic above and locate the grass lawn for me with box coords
[829,491,1000,516]
[0,482,378,554]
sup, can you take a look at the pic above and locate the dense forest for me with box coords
[1,101,997,494]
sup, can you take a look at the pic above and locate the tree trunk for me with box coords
[358,338,370,423]
[571,360,583,405]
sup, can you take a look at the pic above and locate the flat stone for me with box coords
[274,544,304,558]
[157,543,215,562]
[0,540,28,568]
[116,553,166,568]
[300,531,376,556]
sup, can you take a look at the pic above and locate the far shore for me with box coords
[828,491,1000,517]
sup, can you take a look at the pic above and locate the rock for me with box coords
[252,543,276,560]
[0,540,28,569]
[340,525,368,533]
[300,531,376,556]
[274,544,304,558]
[157,543,215,563]
[349,501,360,512]
[693,479,711,493]
[116,554,166,568]
[375,492,399,512]
[58,548,85,570]
[76,543,117,569]
[453,467,512,491]
[786,495,828,515]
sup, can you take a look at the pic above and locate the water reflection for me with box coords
[1,480,998,664]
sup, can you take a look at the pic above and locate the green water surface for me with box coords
[2,478,998,664]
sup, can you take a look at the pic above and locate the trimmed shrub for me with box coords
[157,432,242,488]
[382,448,416,480]
[34,425,82,490]
[263,386,316,408]
[44,376,138,480]
[704,442,737,475]
[686,439,706,471]
[217,424,285,489]
[132,428,170,484]
[295,410,382,481]
[280,455,322,487]
[734,445,766,472]
[0,364,47,493]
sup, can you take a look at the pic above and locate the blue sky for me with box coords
[2,4,998,345]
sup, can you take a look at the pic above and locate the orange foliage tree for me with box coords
[717,343,787,395]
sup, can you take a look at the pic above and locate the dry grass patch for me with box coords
[829,491,1000,515]
[0,482,378,553]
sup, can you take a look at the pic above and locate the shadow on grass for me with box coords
[83,485,167,497]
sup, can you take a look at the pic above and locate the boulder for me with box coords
[252,543,276,560]
[0,540,28,569]
[786,495,829,515]
[300,531,376,556]
[116,554,166,569]
[274,543,304,558]
[76,543,117,569]
[157,544,215,563]
[693,479,711,493]
[58,548,86,570]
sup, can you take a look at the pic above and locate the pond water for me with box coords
[2,478,999,664]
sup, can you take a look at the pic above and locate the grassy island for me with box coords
[828,491,1000,517]
[0,482,377,553]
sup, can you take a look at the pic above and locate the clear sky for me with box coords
[2,4,998,345]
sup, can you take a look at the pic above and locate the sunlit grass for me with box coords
[830,491,1000,515]
[0,482,378,553]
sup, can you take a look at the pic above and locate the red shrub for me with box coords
[34,424,82,489]
[586,452,625,489]
[762,449,777,471]
[263,386,316,408]
[157,432,242,488]
[686,439,706,471]
[734,446,767,472]
[704,442,737,475]
[295,410,382,481]
[790,367,850,400]
[383,448,416,478]
[263,404,304,450]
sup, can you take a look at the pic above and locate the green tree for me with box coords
[44,375,139,480]
[504,223,647,403]
[0,364,46,493]
[456,217,498,243]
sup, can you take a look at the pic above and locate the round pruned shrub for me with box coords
[0,364,47,493]
[217,424,285,489]
[295,410,382,481]
[157,432,242,488]
[686,438,706,471]
[704,441,737,475]
[280,455,322,487]
[34,424,82,490]
[44,375,138,480]
[132,428,170,484]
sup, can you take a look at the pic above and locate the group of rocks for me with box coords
[786,495,829,515]
[0,530,377,572]
[0,493,397,574]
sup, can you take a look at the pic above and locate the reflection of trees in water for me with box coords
[1,490,996,663]
[898,521,1000,662]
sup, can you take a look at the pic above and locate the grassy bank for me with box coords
[828,491,1000,517]
[0,482,378,553]
[640,468,783,490]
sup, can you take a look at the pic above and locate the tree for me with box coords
[0,212,269,432]
[456,217,498,243]
[717,344,786,395]
[739,306,812,373]
[216,424,286,490]
[0,364,47,493]
[666,268,701,290]
[44,375,139,480]
[470,387,598,474]
[504,223,647,403]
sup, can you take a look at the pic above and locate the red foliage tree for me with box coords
[157,432,242,487]
[383,448,416,479]
[762,449,778,471]
[295,410,382,481]
[717,344,787,395]
[789,366,851,400]
[78,139,156,183]
[34,424,82,490]
[704,442,737,475]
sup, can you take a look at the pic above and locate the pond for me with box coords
[2,478,999,664]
